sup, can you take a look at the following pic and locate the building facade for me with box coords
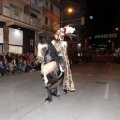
[0,0,60,54]
[37,0,60,41]
[60,0,87,53]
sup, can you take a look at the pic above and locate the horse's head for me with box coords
[37,43,48,63]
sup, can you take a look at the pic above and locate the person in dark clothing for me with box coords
[0,60,5,76]
[6,53,13,63]
[3,59,10,74]
[0,53,5,62]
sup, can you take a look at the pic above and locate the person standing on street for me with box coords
[51,25,75,94]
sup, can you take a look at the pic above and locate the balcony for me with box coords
[0,5,42,31]
[7,0,30,6]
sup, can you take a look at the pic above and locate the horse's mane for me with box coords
[39,38,60,67]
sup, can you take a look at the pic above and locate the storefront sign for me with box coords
[94,33,117,39]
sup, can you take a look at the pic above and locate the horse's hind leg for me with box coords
[45,86,61,103]
[51,87,61,99]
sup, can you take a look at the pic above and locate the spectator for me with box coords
[34,60,41,71]
[9,60,17,74]
[0,53,5,62]
[25,53,29,61]
[30,59,36,71]
[6,53,13,63]
[26,60,32,72]
[23,60,29,72]
[17,59,25,72]
[3,59,10,75]
[0,60,5,76]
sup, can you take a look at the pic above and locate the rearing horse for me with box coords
[37,37,65,103]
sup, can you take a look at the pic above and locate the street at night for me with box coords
[0,62,120,120]
[1,0,120,119]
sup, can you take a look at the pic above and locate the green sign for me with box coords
[97,44,107,47]
[94,33,117,39]
[96,48,106,50]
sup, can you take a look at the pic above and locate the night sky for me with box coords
[86,0,120,34]
[61,0,120,46]
[61,0,120,34]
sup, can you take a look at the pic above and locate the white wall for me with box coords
[9,28,23,45]
[9,45,22,54]
[0,28,4,43]
[0,45,2,53]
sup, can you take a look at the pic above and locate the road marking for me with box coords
[104,83,109,99]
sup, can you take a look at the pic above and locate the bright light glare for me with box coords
[15,29,19,35]
[78,43,81,46]
[89,16,93,19]
[68,8,73,13]
[115,27,118,31]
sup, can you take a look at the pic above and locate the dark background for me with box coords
[61,0,120,37]
[61,0,120,49]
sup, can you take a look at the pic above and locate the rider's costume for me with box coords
[51,25,75,92]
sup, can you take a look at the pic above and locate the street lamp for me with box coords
[51,6,82,29]
[60,6,82,27]
[115,27,119,31]
[67,8,73,13]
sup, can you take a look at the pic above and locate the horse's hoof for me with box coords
[63,89,67,94]
[45,98,52,103]
[57,91,60,97]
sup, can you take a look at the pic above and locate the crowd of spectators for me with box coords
[0,52,41,77]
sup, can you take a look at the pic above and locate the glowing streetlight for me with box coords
[67,8,73,13]
[108,40,111,42]
[115,27,119,31]
[89,16,93,19]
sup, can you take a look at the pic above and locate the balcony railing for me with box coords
[22,0,30,3]
[2,5,42,29]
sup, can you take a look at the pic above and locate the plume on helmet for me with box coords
[54,25,75,42]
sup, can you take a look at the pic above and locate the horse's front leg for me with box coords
[45,85,52,102]
[42,71,52,102]
[45,86,61,103]
[42,71,49,87]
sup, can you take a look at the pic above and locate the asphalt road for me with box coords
[0,62,120,120]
